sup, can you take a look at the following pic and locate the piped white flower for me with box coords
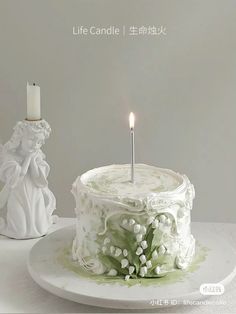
[141,240,148,250]
[123,249,128,257]
[129,266,135,274]
[103,237,110,245]
[140,226,147,235]
[139,254,147,264]
[175,256,188,270]
[152,219,159,228]
[125,275,130,281]
[134,224,141,233]
[155,266,161,275]
[136,247,143,256]
[152,250,158,259]
[166,217,171,226]
[159,214,166,223]
[136,233,143,242]
[121,259,129,268]
[110,246,115,254]
[146,260,152,269]
[129,219,135,226]
[108,269,118,276]
[140,266,147,277]
[158,245,166,255]
[114,248,122,257]
[102,246,107,254]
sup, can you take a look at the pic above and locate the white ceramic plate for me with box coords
[27,223,236,309]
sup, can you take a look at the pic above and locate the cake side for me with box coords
[71,164,195,279]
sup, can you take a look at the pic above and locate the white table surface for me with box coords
[0,218,235,314]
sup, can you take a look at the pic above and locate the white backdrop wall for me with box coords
[0,0,235,222]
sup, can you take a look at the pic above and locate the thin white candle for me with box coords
[129,112,135,183]
[27,82,41,120]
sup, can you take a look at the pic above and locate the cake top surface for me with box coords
[79,164,184,197]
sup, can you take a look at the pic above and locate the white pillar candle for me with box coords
[27,82,41,120]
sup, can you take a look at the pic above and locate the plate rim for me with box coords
[27,224,236,309]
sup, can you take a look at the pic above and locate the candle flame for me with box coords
[129,112,135,129]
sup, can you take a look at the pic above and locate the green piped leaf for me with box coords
[98,253,128,276]
[144,225,155,260]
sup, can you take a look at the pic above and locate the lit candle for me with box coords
[27,82,41,120]
[129,112,135,183]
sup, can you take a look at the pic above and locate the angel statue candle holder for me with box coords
[0,119,57,239]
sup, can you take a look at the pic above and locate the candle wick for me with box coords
[33,83,36,86]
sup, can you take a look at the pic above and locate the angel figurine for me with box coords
[0,120,57,239]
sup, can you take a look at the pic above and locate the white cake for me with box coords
[71,164,195,279]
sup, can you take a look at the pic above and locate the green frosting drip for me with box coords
[57,242,209,287]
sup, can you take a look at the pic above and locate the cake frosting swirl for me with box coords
[71,164,195,280]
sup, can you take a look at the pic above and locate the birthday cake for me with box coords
[71,164,195,280]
